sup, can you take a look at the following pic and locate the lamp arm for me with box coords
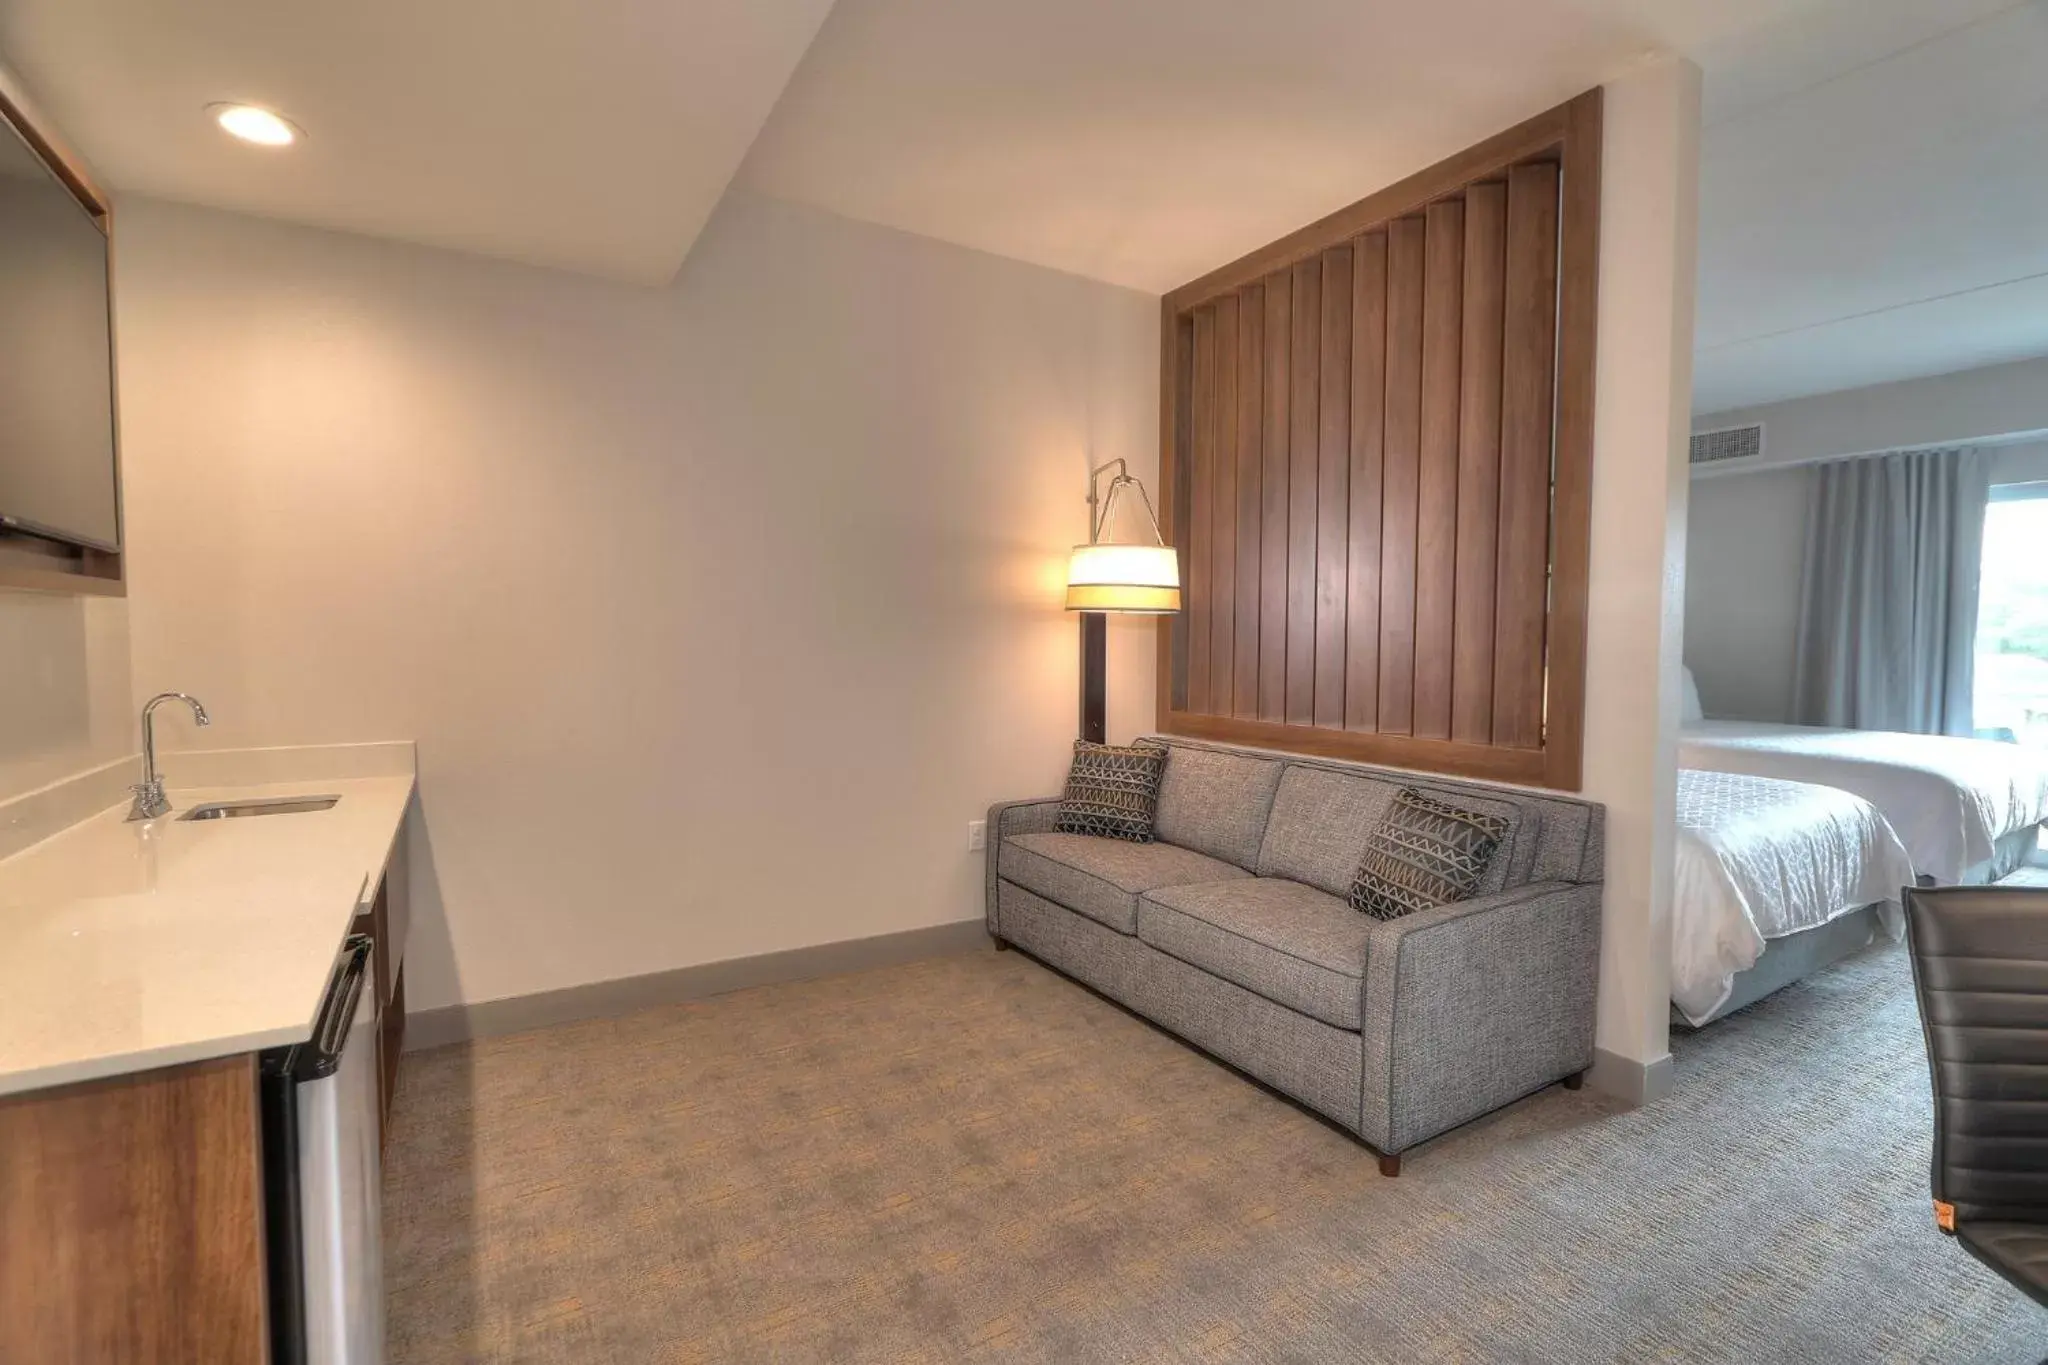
[1093,473,1168,547]
[1122,477,1168,547]
[1085,458,1129,542]
[1084,458,1171,547]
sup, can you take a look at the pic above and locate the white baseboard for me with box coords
[407,919,992,1050]
[1588,1047,1675,1106]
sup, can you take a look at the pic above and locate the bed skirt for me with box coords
[1673,903,1886,1029]
[1954,824,2040,887]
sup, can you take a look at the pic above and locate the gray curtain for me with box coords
[1792,447,1988,735]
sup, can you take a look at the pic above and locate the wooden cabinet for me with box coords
[5,831,410,1361]
[0,1056,270,1365]
[352,832,410,1148]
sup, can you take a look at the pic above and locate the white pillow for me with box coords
[1680,665,1705,724]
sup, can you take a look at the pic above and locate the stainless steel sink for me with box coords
[178,796,341,821]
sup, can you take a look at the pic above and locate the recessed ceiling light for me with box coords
[208,103,300,147]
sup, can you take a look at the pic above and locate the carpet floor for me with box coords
[383,941,2047,1364]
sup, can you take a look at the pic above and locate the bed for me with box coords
[1678,719,2048,886]
[1673,768,1914,1026]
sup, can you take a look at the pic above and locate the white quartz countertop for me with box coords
[0,773,414,1098]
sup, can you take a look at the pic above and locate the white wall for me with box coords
[1694,352,2048,469]
[0,592,129,801]
[1681,464,1808,722]
[1682,367,2048,728]
[1579,56,1700,1098]
[113,192,1159,1014]
[1991,437,2048,488]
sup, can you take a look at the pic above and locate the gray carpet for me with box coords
[383,941,2048,1363]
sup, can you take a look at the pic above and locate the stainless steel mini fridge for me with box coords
[260,933,384,1365]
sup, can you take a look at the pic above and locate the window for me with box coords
[1973,482,2048,745]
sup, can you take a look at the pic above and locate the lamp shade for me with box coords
[1065,542,1181,613]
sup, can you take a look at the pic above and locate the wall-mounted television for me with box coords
[0,94,118,553]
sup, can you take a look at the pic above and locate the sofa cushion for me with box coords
[1053,739,1169,843]
[1349,788,1510,920]
[1153,744,1283,869]
[1256,766,1402,896]
[1392,781,1527,896]
[1137,878,1370,1029]
[1529,798,1599,885]
[1000,833,1250,934]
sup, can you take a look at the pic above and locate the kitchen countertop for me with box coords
[0,772,414,1098]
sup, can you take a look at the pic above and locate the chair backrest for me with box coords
[1903,885,2048,1226]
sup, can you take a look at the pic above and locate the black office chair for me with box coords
[1903,885,2048,1307]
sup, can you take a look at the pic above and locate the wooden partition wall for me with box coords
[1159,91,1600,789]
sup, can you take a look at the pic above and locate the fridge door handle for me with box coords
[301,935,374,1081]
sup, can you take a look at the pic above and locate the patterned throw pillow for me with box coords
[1349,787,1511,920]
[1054,739,1169,843]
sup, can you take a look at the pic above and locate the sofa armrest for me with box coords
[985,798,1061,934]
[988,797,1061,839]
[1358,880,1602,1154]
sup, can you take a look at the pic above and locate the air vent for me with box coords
[1690,423,1764,465]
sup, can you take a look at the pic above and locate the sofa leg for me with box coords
[1562,1070,1586,1091]
[1377,1153,1401,1178]
[992,936,1011,952]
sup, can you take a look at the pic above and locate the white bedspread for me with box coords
[1678,720,2048,885]
[1673,768,1912,1026]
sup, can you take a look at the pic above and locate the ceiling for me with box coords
[738,0,2046,412]
[0,0,836,284]
[1693,0,2048,412]
[0,0,2041,410]
[739,0,1660,295]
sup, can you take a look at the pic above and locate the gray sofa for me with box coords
[985,736,1606,1173]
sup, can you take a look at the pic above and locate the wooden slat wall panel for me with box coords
[1377,216,1424,736]
[1286,259,1321,726]
[1210,297,1239,711]
[1413,201,1464,740]
[1259,274,1291,721]
[1157,90,1600,790]
[1345,231,1387,731]
[1234,286,1264,717]
[1494,161,1561,749]
[1453,180,1507,744]
[1314,246,1353,727]
[1188,308,1216,714]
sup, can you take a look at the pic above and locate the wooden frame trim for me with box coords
[1156,88,1601,790]
[1538,89,1603,792]
[0,542,125,595]
[1167,710,1549,784]
[0,62,126,597]
[0,80,110,229]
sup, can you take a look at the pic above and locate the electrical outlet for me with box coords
[966,820,986,852]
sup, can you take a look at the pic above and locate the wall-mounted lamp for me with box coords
[1066,459,1180,742]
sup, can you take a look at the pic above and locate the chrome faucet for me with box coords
[127,692,212,822]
